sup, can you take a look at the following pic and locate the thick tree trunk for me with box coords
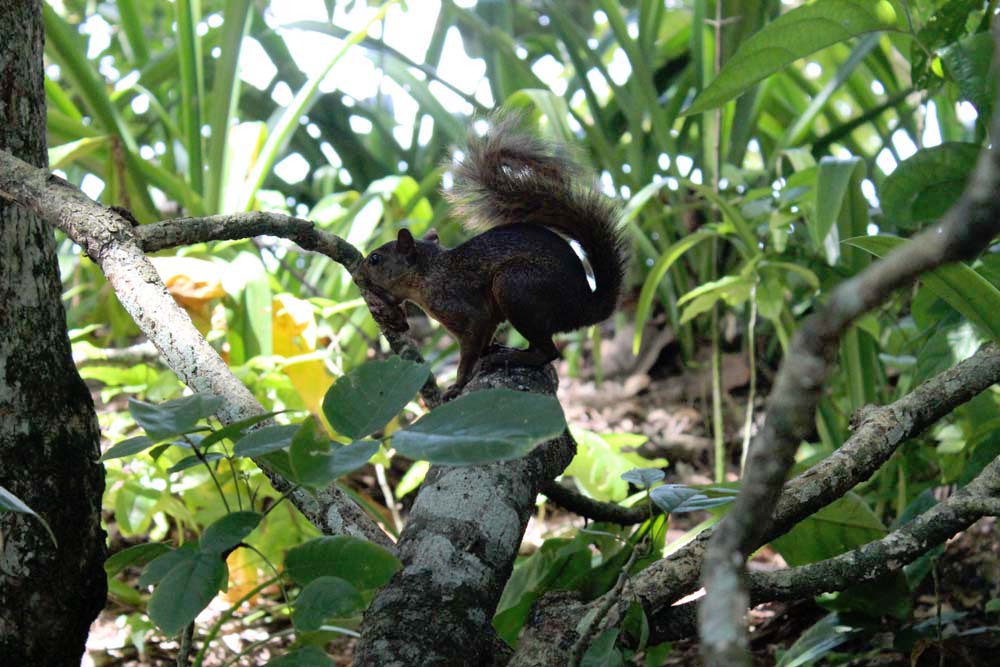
[0,3,107,665]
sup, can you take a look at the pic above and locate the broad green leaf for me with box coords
[292,576,365,631]
[770,492,884,567]
[148,551,228,636]
[813,158,865,262]
[129,394,223,441]
[845,235,1000,340]
[777,613,862,667]
[683,0,897,116]
[391,389,566,465]
[233,424,300,458]
[199,512,262,554]
[322,357,430,439]
[879,143,980,229]
[0,485,58,546]
[621,468,664,489]
[290,432,380,490]
[105,542,171,578]
[285,536,401,589]
[265,646,335,667]
[100,435,154,461]
[140,544,196,588]
[634,231,715,354]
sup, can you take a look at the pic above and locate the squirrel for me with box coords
[358,114,628,399]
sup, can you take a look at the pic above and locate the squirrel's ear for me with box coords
[397,228,416,254]
[423,228,440,243]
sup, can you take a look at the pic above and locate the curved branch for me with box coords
[510,341,1000,664]
[540,479,652,525]
[0,150,391,549]
[650,456,1000,644]
[698,28,1000,663]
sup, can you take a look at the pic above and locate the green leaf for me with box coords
[198,412,280,452]
[129,394,223,441]
[391,389,566,465]
[683,0,897,116]
[621,468,665,489]
[322,357,430,439]
[649,485,734,514]
[563,429,661,502]
[290,424,380,490]
[770,492,884,567]
[233,424,300,458]
[0,485,58,546]
[284,536,401,589]
[292,576,365,631]
[581,628,623,667]
[777,613,862,667]
[845,235,1000,340]
[633,231,715,354]
[140,544,196,588]
[941,32,995,121]
[200,512,262,554]
[879,143,980,229]
[105,542,172,578]
[813,158,865,263]
[237,2,398,211]
[265,646,335,667]
[48,136,108,169]
[100,435,154,461]
[148,550,228,636]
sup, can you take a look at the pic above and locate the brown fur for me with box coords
[358,115,628,398]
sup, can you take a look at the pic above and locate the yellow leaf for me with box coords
[272,294,334,420]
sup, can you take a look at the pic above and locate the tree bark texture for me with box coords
[0,3,107,665]
[355,366,576,666]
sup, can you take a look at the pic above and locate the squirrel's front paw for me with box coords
[442,385,464,402]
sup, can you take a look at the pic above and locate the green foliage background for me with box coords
[43,0,1000,662]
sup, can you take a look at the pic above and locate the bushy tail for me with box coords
[447,114,628,321]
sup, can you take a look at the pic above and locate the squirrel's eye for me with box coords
[369,253,382,266]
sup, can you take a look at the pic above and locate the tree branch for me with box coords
[0,150,392,548]
[697,27,1000,664]
[650,455,1000,644]
[509,335,1000,663]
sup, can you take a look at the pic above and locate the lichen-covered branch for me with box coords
[354,365,577,666]
[697,28,1000,664]
[0,149,391,549]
